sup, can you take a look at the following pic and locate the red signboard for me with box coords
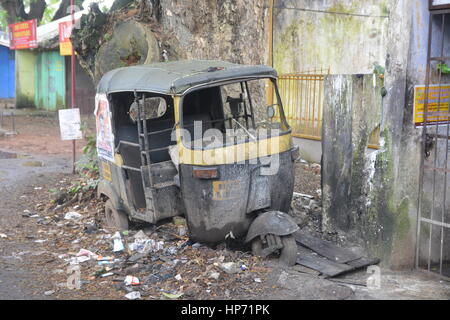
[59,21,73,56]
[8,19,37,50]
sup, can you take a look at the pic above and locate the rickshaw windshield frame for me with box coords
[178,77,291,151]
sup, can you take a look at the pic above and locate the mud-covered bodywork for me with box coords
[96,60,298,248]
[179,150,295,243]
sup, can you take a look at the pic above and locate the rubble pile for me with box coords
[6,176,272,300]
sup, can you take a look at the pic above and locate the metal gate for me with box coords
[277,69,328,140]
[276,69,381,149]
[416,9,450,280]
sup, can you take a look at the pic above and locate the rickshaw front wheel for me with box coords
[252,234,297,267]
[105,199,129,231]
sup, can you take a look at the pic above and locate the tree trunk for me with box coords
[72,0,269,85]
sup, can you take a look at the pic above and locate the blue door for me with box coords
[0,45,15,98]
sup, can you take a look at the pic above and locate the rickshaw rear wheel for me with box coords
[252,234,297,267]
[105,199,129,231]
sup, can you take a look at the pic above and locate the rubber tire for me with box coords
[251,234,298,267]
[105,199,129,231]
[279,235,298,267]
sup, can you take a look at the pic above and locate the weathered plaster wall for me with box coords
[322,74,384,243]
[273,0,389,74]
[15,50,37,108]
[321,0,429,269]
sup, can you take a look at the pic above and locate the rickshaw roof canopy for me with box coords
[97,60,277,95]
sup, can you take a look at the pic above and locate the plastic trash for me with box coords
[220,262,241,274]
[166,246,178,255]
[64,212,82,220]
[69,256,90,265]
[175,274,182,281]
[112,232,125,252]
[125,291,141,300]
[76,249,97,259]
[101,272,114,278]
[133,230,149,240]
[209,272,220,280]
[124,275,140,286]
[128,238,164,253]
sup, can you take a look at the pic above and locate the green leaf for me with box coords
[161,292,184,299]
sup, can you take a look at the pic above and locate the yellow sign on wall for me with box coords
[414,84,450,125]
[59,41,72,56]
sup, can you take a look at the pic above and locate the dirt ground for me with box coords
[0,111,449,300]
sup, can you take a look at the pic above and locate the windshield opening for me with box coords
[180,78,289,150]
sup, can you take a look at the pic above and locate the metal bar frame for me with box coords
[416,10,450,279]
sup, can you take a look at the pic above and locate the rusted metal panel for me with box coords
[35,50,66,111]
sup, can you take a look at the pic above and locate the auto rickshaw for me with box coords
[95,60,299,265]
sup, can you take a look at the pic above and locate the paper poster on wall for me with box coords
[59,21,73,56]
[58,108,82,141]
[94,94,115,162]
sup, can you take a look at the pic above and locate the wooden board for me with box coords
[347,257,380,269]
[294,231,362,264]
[296,252,354,278]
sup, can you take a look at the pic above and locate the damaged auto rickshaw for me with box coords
[95,60,299,266]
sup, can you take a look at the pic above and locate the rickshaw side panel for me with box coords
[141,161,185,222]
[98,160,134,214]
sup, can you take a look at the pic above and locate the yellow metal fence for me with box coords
[276,70,380,149]
[277,71,327,140]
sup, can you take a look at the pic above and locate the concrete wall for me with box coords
[322,74,384,243]
[293,137,321,164]
[272,0,390,163]
[321,0,450,269]
[273,0,390,74]
[15,50,37,108]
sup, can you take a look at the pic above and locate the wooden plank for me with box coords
[291,264,321,276]
[347,257,380,269]
[294,231,362,263]
[296,252,353,278]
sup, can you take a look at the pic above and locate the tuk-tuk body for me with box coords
[96,60,298,257]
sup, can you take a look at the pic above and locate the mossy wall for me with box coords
[15,50,37,108]
[273,0,389,74]
[322,0,425,269]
